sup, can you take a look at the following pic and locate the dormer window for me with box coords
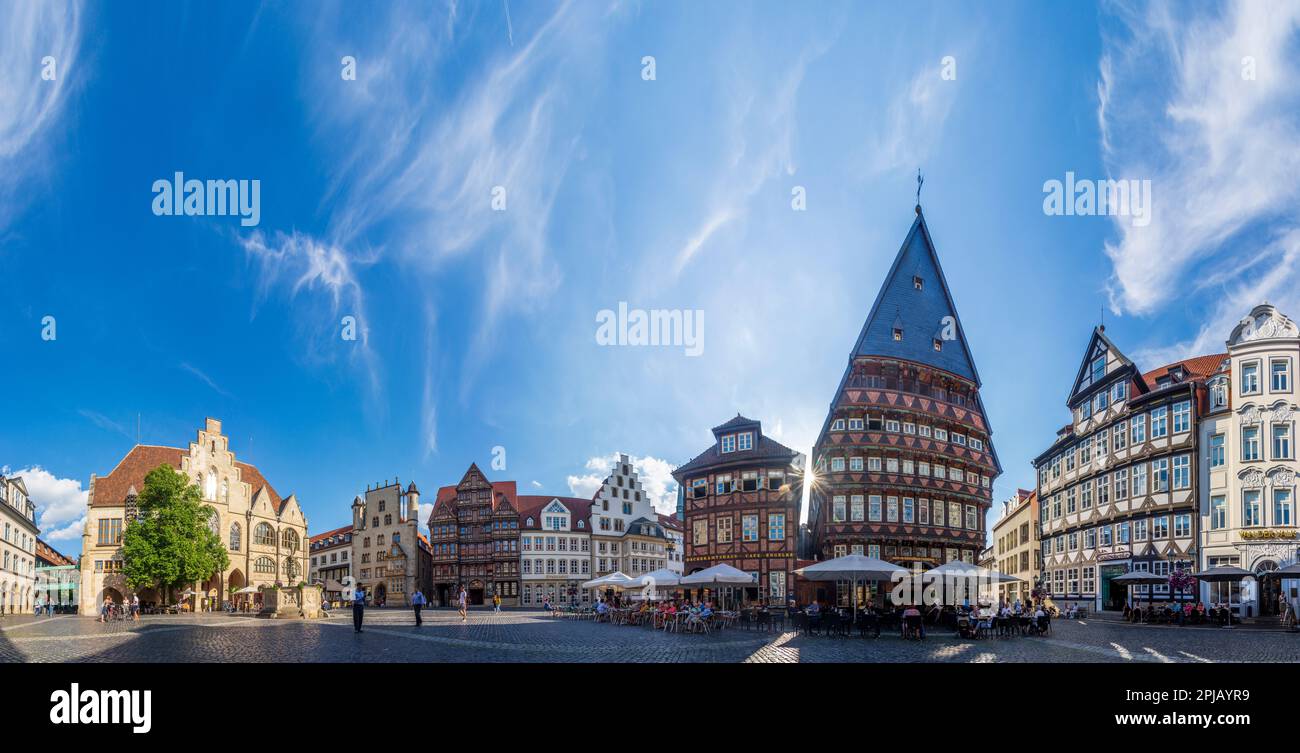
[832,418,845,431]
[913,276,923,290]
[720,434,736,453]
[933,338,942,351]
[893,327,903,341]
[737,432,753,451]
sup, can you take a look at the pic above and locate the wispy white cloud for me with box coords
[180,362,233,398]
[78,409,132,440]
[566,453,679,515]
[0,2,82,234]
[5,466,87,545]
[864,63,958,175]
[240,229,381,403]
[1099,0,1300,347]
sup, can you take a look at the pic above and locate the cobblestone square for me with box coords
[2,609,1296,663]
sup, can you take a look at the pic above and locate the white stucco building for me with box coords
[1199,304,1300,618]
[1,474,39,614]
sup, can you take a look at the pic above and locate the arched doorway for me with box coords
[375,583,387,606]
[99,587,124,605]
[1255,560,1281,616]
[203,573,223,612]
[468,580,485,605]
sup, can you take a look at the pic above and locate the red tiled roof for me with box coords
[515,495,594,528]
[91,444,290,514]
[657,513,683,531]
[310,524,353,544]
[1141,353,1227,389]
[35,538,76,566]
[430,480,519,518]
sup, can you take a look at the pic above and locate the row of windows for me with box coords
[430,520,520,537]
[829,543,976,564]
[1238,358,1292,396]
[521,535,590,552]
[2,551,34,576]
[689,470,788,498]
[1046,562,1192,596]
[718,431,755,454]
[1208,423,1294,465]
[824,454,992,488]
[827,416,987,452]
[691,513,787,545]
[1042,454,1194,521]
[521,558,591,575]
[311,550,350,566]
[1046,401,1193,485]
[830,495,981,530]
[1209,488,1294,528]
[1043,514,1194,555]
[995,522,1033,555]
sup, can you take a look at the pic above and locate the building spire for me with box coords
[916,168,924,214]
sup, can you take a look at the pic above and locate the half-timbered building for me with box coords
[426,464,521,607]
[807,207,1001,607]
[1033,326,1221,612]
[673,415,804,605]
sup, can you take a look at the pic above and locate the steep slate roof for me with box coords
[672,416,800,478]
[90,444,291,514]
[816,208,1001,473]
[848,208,981,384]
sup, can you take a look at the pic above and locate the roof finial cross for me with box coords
[916,168,924,212]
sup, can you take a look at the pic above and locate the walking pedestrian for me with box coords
[412,589,426,627]
[352,586,366,633]
[493,593,501,613]
[458,586,468,622]
[130,593,140,622]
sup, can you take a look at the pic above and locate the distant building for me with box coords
[79,418,309,613]
[1,473,38,614]
[309,525,353,604]
[34,538,77,612]
[658,513,684,575]
[990,490,1038,606]
[673,415,804,604]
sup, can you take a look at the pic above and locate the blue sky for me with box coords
[3,1,1299,551]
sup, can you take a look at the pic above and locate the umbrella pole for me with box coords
[852,576,858,626]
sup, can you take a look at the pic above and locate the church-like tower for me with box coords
[807,207,1001,596]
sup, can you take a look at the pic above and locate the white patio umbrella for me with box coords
[626,568,681,601]
[921,560,1021,584]
[581,571,635,590]
[796,555,908,625]
[680,564,757,608]
[234,586,259,594]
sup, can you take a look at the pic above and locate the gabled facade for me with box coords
[518,495,592,607]
[349,480,432,607]
[426,464,521,606]
[78,418,309,613]
[673,415,804,604]
[1034,327,1221,611]
[588,454,668,581]
[808,208,999,607]
[1199,303,1300,616]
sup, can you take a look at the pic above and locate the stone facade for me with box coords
[78,418,309,613]
[350,480,432,607]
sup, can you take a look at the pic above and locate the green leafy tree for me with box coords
[122,464,230,592]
